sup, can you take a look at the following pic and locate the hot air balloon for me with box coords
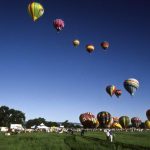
[112,123,122,129]
[124,78,139,96]
[119,116,130,128]
[146,109,150,120]
[95,120,100,128]
[131,117,141,128]
[113,117,119,123]
[73,39,80,47]
[97,111,111,128]
[101,41,109,50]
[79,112,99,128]
[106,85,116,97]
[107,117,114,128]
[28,2,44,22]
[145,120,150,129]
[53,19,65,32]
[86,44,95,53]
[115,89,122,98]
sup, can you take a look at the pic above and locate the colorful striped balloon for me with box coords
[28,2,44,21]
[119,116,130,128]
[79,112,99,128]
[97,111,111,128]
[131,117,141,128]
[106,85,116,97]
[124,78,139,96]
[113,117,119,123]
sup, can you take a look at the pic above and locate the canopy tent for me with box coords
[37,123,49,132]
[10,124,24,131]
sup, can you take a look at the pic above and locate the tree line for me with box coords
[0,106,81,128]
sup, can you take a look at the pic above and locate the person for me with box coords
[105,130,110,141]
[109,130,113,142]
[71,129,73,135]
[81,129,85,136]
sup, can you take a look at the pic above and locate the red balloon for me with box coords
[79,112,98,128]
[115,89,122,98]
[106,85,116,97]
[131,117,141,128]
[53,19,65,32]
[101,41,109,50]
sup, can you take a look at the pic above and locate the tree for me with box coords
[45,121,59,127]
[0,106,9,127]
[25,117,46,128]
[9,109,25,125]
[0,106,25,127]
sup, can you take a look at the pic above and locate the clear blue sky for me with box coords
[0,0,150,123]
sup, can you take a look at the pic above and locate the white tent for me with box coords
[37,123,49,132]
[10,124,24,131]
[0,127,8,132]
[31,125,36,129]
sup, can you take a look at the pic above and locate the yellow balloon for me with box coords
[112,123,122,129]
[73,40,80,47]
[28,2,44,21]
[145,120,150,129]
[95,120,99,128]
[86,44,95,53]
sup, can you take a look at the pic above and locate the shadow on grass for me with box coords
[82,136,150,150]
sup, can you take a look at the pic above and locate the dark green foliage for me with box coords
[0,106,25,127]
[25,117,46,128]
[45,121,59,127]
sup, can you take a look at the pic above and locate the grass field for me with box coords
[0,131,150,150]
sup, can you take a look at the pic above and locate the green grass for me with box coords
[84,131,150,149]
[0,131,150,150]
[0,133,70,150]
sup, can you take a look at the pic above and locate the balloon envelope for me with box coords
[28,2,44,21]
[113,117,119,123]
[97,111,111,128]
[145,120,150,129]
[107,117,114,128]
[86,44,95,53]
[131,117,141,128]
[53,19,65,31]
[124,78,139,96]
[73,39,80,47]
[101,41,109,50]
[115,89,122,98]
[106,85,116,97]
[79,112,98,128]
[119,116,130,128]
[112,123,122,129]
[146,109,150,120]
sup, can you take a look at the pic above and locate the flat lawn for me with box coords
[0,131,150,150]
[84,131,150,149]
[0,133,70,150]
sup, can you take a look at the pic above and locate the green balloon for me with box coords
[119,116,130,128]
